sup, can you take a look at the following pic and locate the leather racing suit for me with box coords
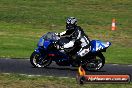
[57,26,91,59]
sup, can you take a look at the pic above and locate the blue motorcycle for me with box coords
[30,32,111,71]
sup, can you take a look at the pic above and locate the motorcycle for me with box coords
[30,32,111,71]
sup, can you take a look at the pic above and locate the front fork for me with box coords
[35,47,56,62]
[34,47,46,64]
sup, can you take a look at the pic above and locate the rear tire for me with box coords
[30,51,52,67]
[84,52,105,71]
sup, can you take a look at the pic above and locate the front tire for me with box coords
[30,51,52,67]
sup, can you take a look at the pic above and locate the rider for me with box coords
[56,17,91,61]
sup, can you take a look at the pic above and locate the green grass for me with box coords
[0,0,132,64]
[0,73,132,88]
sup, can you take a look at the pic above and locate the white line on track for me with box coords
[128,65,132,67]
[2,73,75,79]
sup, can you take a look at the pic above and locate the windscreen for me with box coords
[42,32,60,40]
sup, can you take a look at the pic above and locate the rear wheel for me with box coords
[84,52,105,71]
[30,52,52,67]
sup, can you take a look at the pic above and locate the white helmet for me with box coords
[66,17,77,30]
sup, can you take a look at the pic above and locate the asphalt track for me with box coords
[0,59,132,81]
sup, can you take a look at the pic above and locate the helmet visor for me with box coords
[66,23,75,30]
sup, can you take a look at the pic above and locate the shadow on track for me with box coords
[31,66,106,72]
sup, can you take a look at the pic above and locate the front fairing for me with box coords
[37,38,51,49]
[37,32,60,49]
[37,38,44,47]
[35,32,69,62]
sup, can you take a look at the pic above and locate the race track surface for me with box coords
[0,59,132,81]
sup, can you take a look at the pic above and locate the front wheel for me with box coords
[30,51,52,67]
[83,52,105,71]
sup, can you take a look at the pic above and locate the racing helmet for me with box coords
[66,17,77,30]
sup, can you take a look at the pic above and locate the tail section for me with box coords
[91,40,111,52]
